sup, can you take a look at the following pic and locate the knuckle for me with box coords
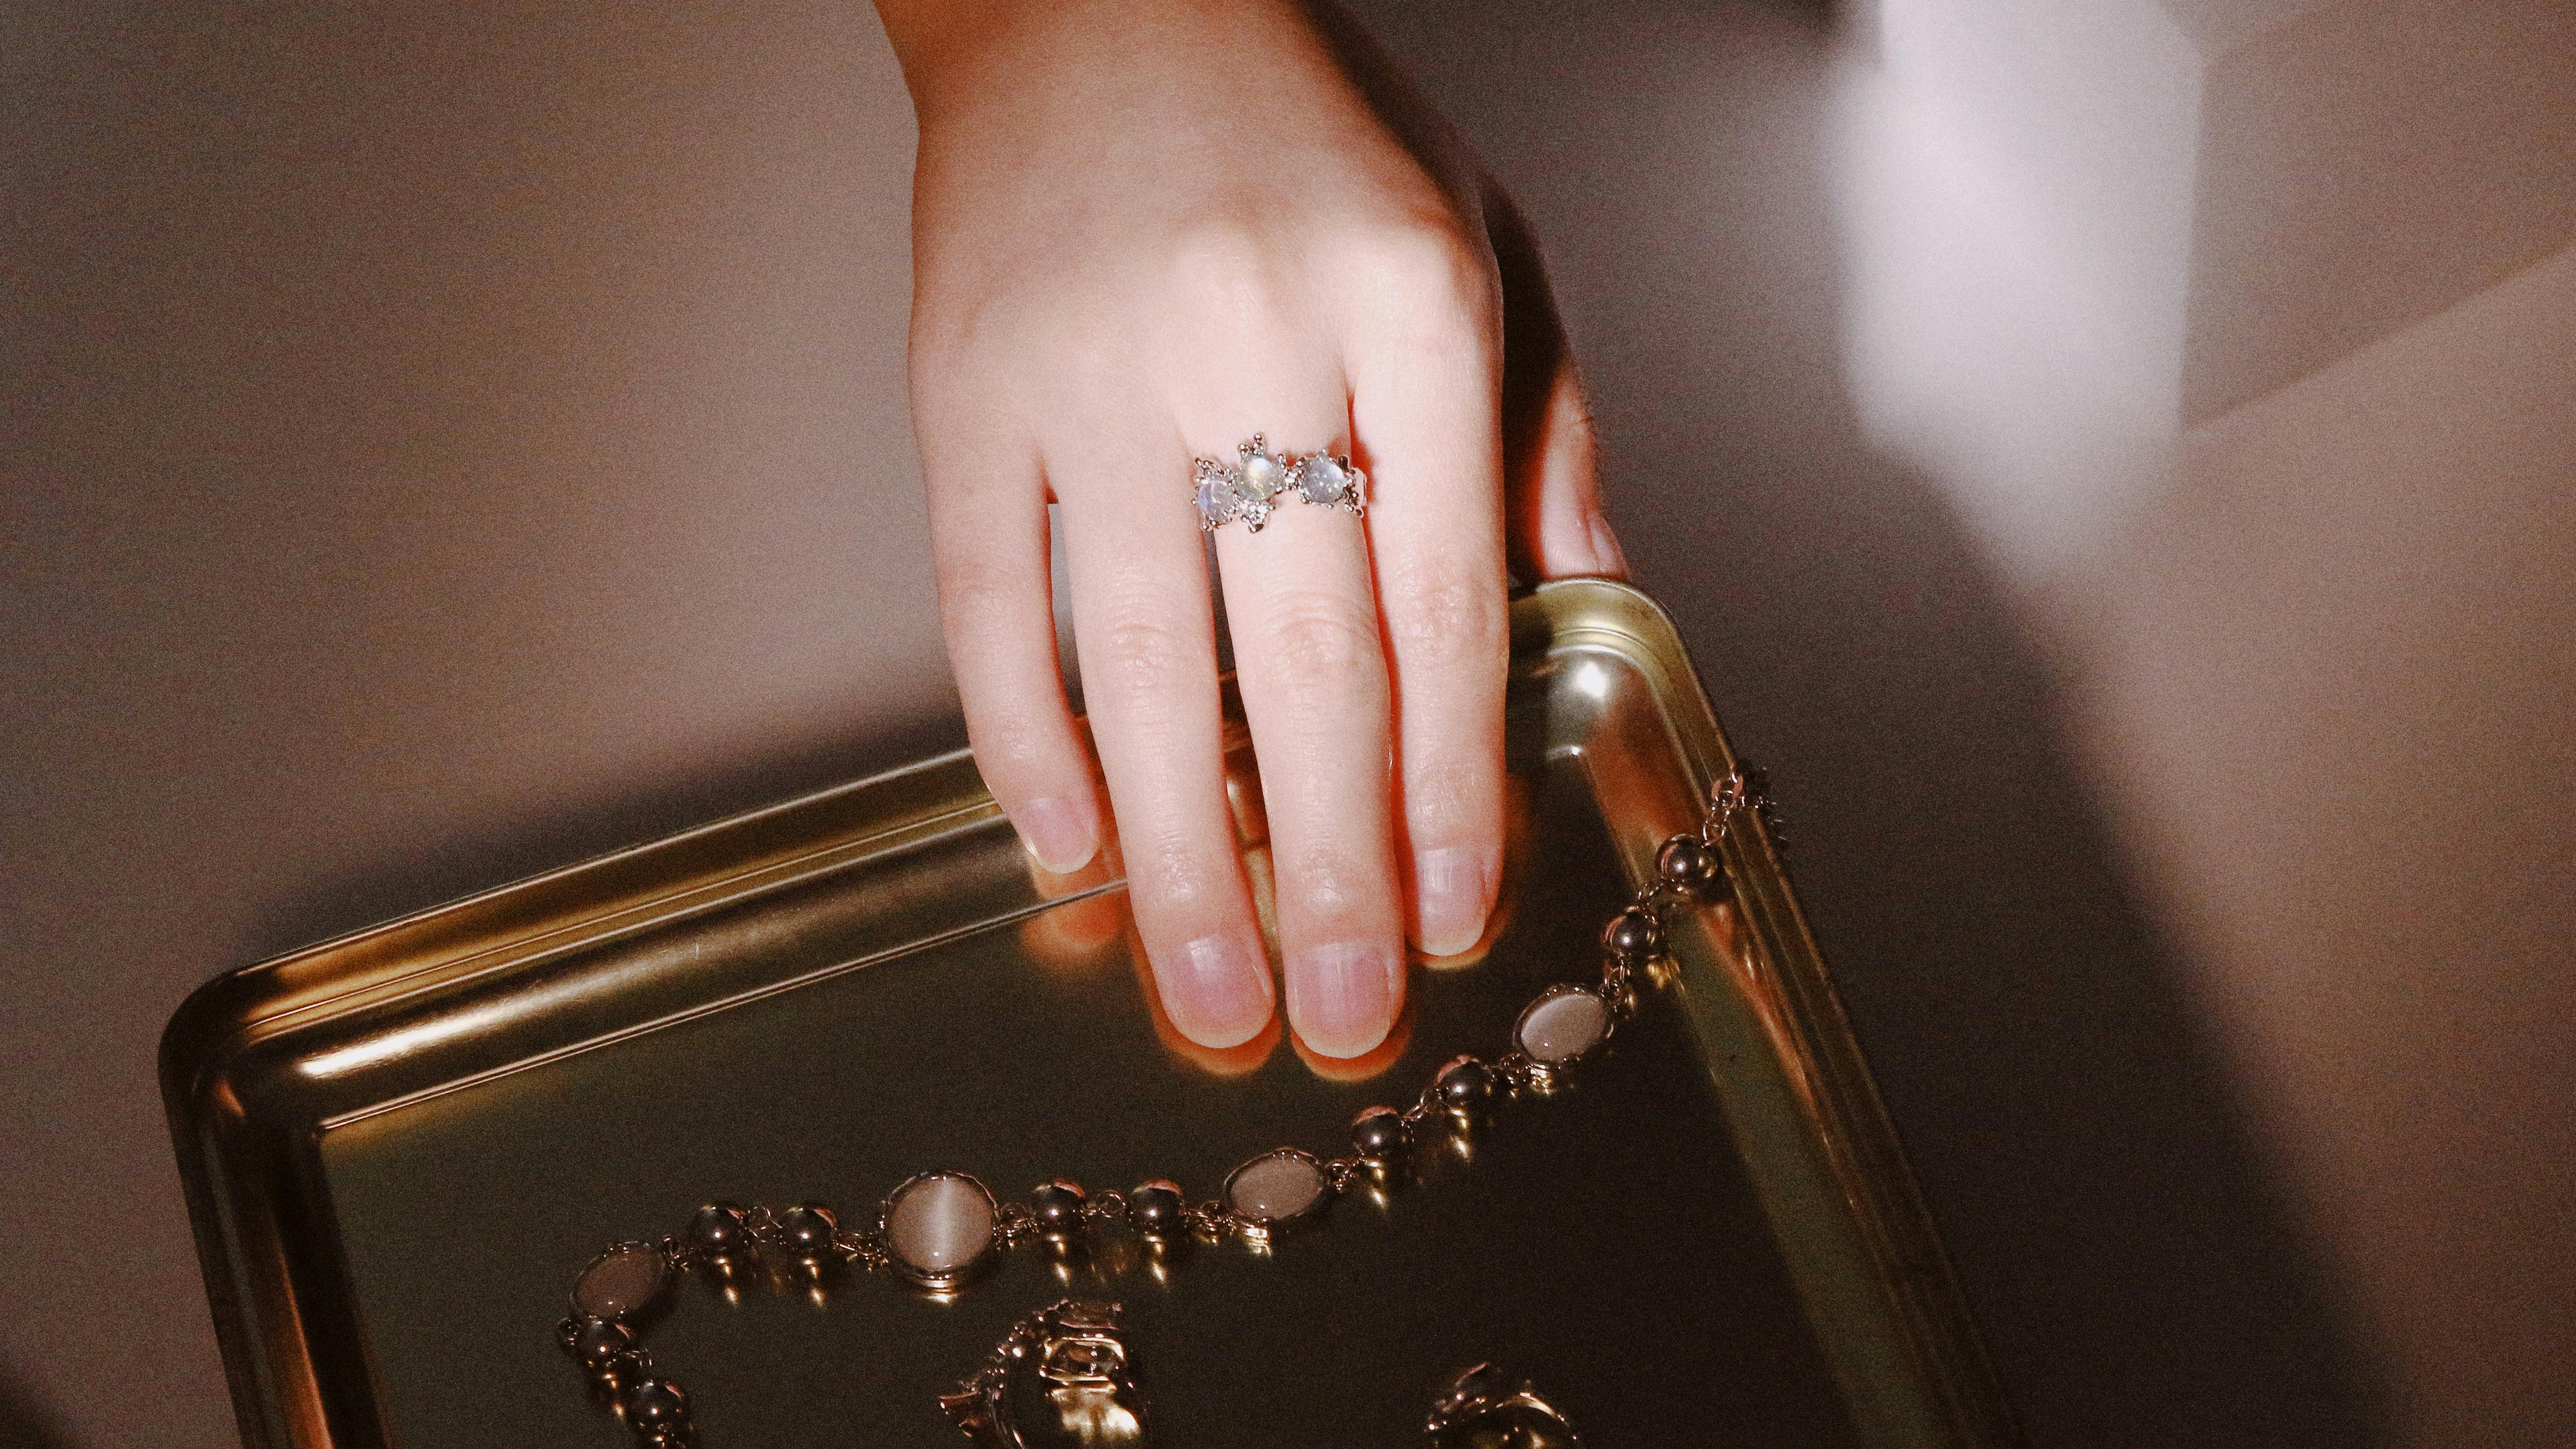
[1089,610,1202,711]
[908,287,1013,387]
[1384,558,1506,672]
[964,701,1050,775]
[1048,320,1133,401]
[1258,590,1384,694]
[1275,841,1370,914]
[936,553,1024,637]
[1167,222,1287,318]
[1129,822,1216,909]
[1403,758,1491,843]
[1353,220,1499,331]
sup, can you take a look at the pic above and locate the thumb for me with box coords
[1486,182,1623,581]
[1520,352,1622,579]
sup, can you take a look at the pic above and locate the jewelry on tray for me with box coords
[1426,1361,1585,1449]
[558,768,1777,1446]
[942,1299,1147,1449]
[938,1299,1586,1449]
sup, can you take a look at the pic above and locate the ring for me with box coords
[1425,1363,1584,1448]
[1192,433,1367,533]
[942,1298,1145,1448]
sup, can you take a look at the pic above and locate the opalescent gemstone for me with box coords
[1196,474,1233,521]
[885,1172,997,1280]
[1225,1149,1327,1224]
[1298,456,1348,505]
[1516,988,1610,1065]
[571,1244,668,1320]
[1239,448,1289,499]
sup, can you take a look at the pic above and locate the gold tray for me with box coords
[164,579,2018,1448]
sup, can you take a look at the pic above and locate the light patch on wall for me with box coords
[1830,0,2206,582]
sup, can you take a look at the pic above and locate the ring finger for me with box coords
[1201,405,1406,1061]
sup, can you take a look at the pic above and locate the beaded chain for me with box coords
[556,768,1773,1446]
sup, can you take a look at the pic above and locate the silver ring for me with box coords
[1426,1362,1584,1447]
[941,1298,1145,1448]
[1192,433,1367,533]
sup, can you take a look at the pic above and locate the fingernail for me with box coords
[1287,939,1400,1060]
[1413,845,1496,957]
[1587,509,1629,577]
[1162,934,1274,1048]
[1013,795,1098,874]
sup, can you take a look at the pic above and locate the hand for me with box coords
[875,0,1619,1059]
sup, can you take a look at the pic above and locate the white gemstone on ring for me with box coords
[1194,472,1232,523]
[1238,443,1290,500]
[1297,453,1354,507]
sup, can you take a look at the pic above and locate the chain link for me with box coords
[994,1201,1041,1249]
[1183,1200,1228,1239]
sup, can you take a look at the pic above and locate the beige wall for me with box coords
[3,6,952,1443]
[1834,0,2576,1440]
[4,1,2568,1444]
[2179,0,2576,419]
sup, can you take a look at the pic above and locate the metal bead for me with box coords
[570,1318,636,1373]
[1127,1181,1185,1236]
[682,1203,749,1258]
[1029,1180,1087,1235]
[625,1378,690,1429]
[773,1204,837,1259]
[1434,1055,1494,1112]
[1601,905,1661,959]
[1349,1105,1409,1161]
[1656,835,1724,896]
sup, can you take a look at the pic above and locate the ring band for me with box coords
[1193,433,1367,533]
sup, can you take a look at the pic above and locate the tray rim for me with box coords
[162,577,2019,1449]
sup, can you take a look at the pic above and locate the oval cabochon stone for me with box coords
[573,1244,668,1321]
[1516,988,1610,1065]
[1225,1150,1327,1224]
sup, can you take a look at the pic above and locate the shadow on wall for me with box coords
[1349,0,2386,1443]
[0,1365,75,1449]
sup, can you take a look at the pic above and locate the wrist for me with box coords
[871,0,1303,121]
[868,0,1011,105]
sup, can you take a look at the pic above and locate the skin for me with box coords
[873,0,1620,1060]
